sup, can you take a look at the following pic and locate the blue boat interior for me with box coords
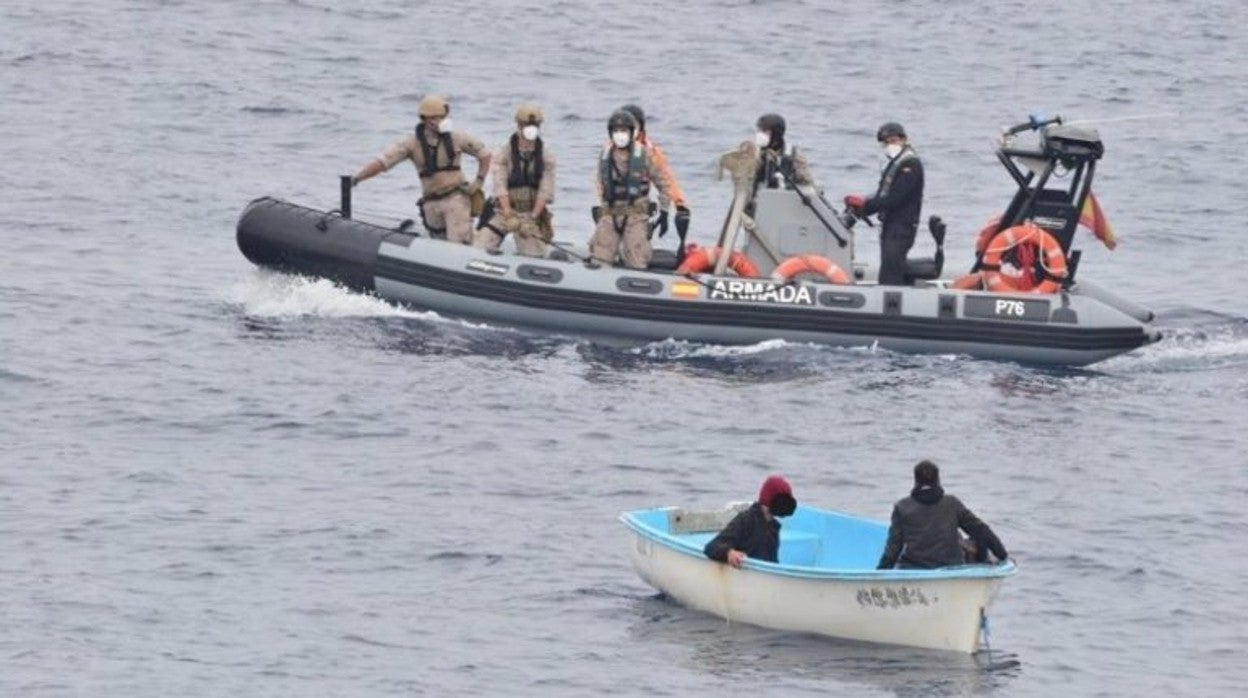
[627,505,888,570]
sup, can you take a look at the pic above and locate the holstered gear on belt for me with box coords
[468,183,485,217]
[417,184,469,238]
[477,196,499,234]
[415,195,447,238]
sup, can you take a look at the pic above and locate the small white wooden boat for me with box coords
[620,503,1016,653]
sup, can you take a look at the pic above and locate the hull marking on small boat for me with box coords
[855,586,936,609]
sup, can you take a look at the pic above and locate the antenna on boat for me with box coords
[1062,112,1179,127]
[339,175,353,219]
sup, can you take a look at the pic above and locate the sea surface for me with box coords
[3,1,1247,695]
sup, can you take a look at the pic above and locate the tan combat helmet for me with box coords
[418,94,450,118]
[515,103,544,126]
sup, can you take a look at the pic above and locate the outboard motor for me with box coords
[903,215,946,284]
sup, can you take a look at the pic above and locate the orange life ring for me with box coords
[676,245,760,278]
[771,255,851,284]
[980,222,1067,294]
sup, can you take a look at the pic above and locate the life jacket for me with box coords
[599,142,651,205]
[756,144,799,189]
[506,133,544,190]
[414,124,460,177]
[875,146,918,200]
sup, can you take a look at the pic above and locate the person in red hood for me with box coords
[704,475,798,568]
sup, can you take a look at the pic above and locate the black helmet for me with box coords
[620,104,645,133]
[756,113,787,141]
[877,121,907,142]
[607,109,638,135]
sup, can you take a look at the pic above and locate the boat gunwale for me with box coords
[620,507,1017,583]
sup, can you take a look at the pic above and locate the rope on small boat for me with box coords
[978,607,995,666]
[981,609,992,650]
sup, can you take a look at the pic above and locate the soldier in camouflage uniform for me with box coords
[352,94,491,244]
[473,103,556,257]
[590,110,675,269]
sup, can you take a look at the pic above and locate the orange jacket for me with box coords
[637,133,687,210]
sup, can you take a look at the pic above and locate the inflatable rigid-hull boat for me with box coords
[236,197,1160,367]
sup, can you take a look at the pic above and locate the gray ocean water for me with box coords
[3,0,1247,695]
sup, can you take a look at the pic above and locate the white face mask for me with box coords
[521,125,540,141]
[611,130,631,148]
[754,131,771,148]
[437,117,454,134]
[883,142,903,159]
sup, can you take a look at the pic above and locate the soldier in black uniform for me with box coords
[844,122,925,286]
[753,113,815,189]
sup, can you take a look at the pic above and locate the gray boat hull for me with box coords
[237,197,1160,366]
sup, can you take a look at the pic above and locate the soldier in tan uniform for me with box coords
[473,103,556,257]
[351,95,491,244]
[590,110,675,269]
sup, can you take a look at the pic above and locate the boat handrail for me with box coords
[665,503,750,534]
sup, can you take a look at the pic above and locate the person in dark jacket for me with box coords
[877,460,1009,570]
[704,475,798,568]
[844,121,925,286]
[752,113,815,189]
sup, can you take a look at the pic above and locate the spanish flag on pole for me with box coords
[1079,191,1117,250]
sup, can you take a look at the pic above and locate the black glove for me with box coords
[675,205,690,236]
[591,205,603,223]
[655,209,669,238]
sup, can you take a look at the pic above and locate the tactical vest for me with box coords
[599,143,650,205]
[414,124,461,177]
[875,146,918,199]
[756,145,798,188]
[506,133,544,190]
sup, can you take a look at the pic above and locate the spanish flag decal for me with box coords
[670,281,701,299]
